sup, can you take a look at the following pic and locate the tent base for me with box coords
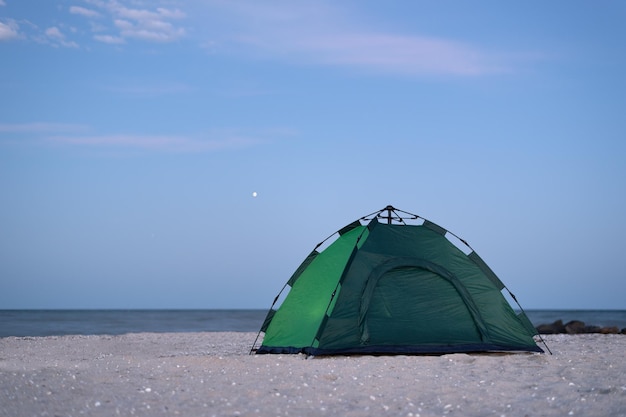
[256,343,544,355]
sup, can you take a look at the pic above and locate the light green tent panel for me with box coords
[260,225,366,348]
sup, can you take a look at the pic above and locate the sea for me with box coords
[0,309,625,338]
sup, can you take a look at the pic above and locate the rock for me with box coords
[536,320,625,335]
[599,326,619,334]
[583,325,602,333]
[536,320,566,334]
[564,320,586,334]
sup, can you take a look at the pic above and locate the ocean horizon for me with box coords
[1,309,625,338]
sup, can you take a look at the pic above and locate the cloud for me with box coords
[235,31,504,76]
[94,34,124,44]
[156,8,185,20]
[2,1,185,47]
[69,6,101,18]
[0,20,19,41]
[202,1,514,76]
[45,26,64,39]
[0,0,5,6]
[47,133,265,153]
[44,26,79,48]
[113,17,184,42]
[0,122,89,133]
[76,0,187,44]
[291,33,504,76]
[0,122,284,153]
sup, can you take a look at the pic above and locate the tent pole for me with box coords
[508,290,552,355]
[384,205,395,224]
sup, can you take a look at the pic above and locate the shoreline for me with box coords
[1,332,625,416]
[2,309,626,339]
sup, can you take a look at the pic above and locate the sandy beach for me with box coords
[1,332,624,417]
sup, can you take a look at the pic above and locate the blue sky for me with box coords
[1,1,624,310]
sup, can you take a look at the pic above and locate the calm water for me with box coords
[0,310,267,337]
[0,309,625,338]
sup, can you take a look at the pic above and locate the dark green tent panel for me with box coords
[254,206,543,355]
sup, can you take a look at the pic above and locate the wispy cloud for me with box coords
[0,122,89,133]
[69,6,101,19]
[47,133,264,152]
[243,32,505,76]
[201,2,515,76]
[93,33,124,44]
[44,26,79,48]
[0,19,19,41]
[0,122,288,153]
[80,0,187,44]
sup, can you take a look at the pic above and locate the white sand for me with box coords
[1,333,624,416]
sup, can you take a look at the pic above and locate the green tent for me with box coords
[252,206,544,355]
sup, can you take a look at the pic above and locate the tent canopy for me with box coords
[253,206,543,355]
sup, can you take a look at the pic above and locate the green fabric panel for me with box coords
[318,219,538,351]
[357,257,490,343]
[327,282,341,313]
[315,314,330,342]
[468,251,505,290]
[259,309,276,333]
[361,266,483,345]
[518,311,539,336]
[287,250,318,287]
[423,220,447,236]
[261,225,366,349]
[476,296,539,347]
[338,220,362,236]
[355,225,370,249]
